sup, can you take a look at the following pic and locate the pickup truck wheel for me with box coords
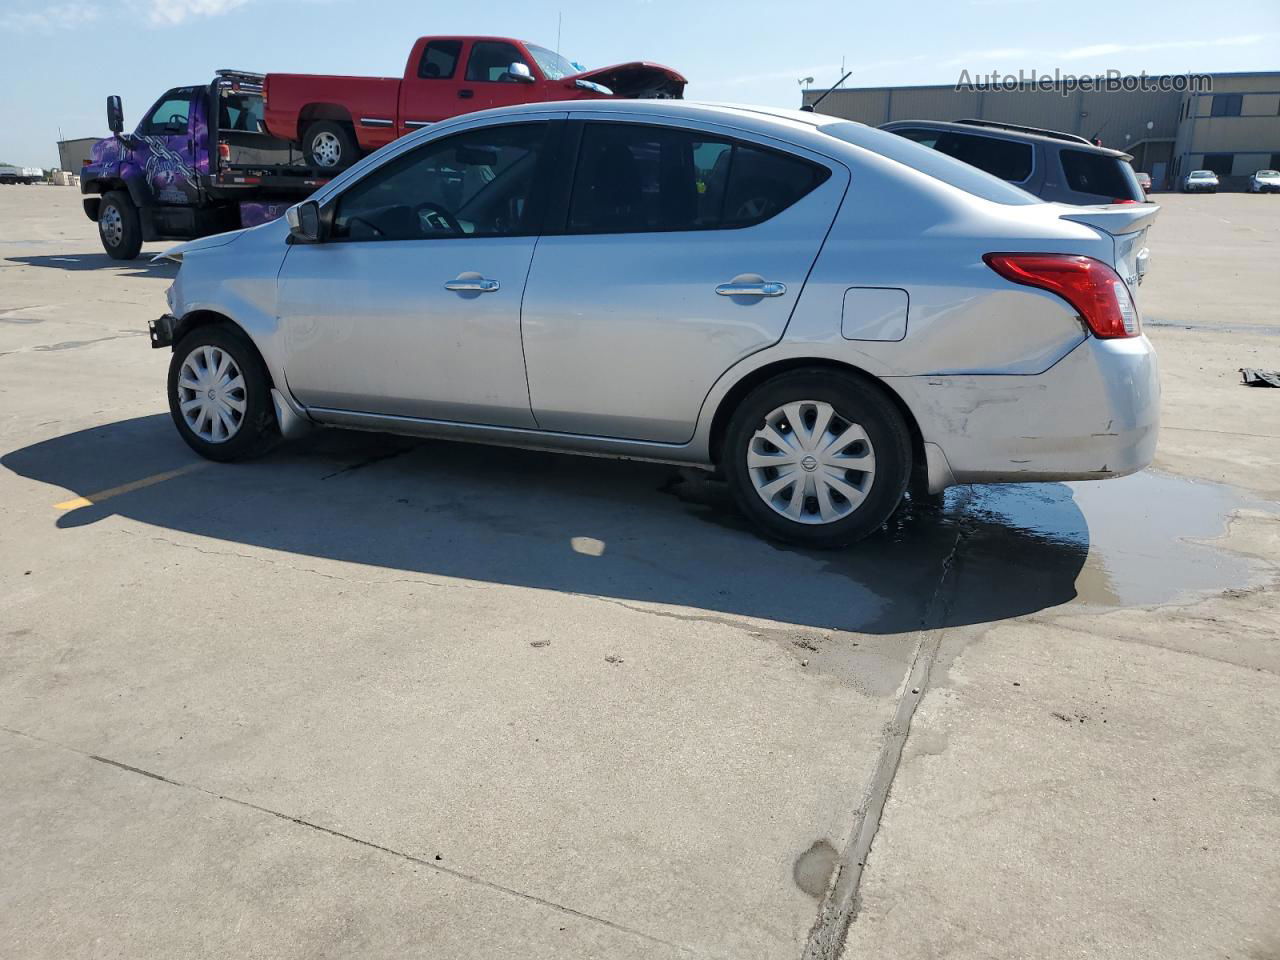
[303,120,357,170]
[98,191,142,260]
[168,326,278,462]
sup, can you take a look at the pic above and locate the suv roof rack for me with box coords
[952,118,1093,145]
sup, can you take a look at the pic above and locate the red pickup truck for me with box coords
[263,36,686,170]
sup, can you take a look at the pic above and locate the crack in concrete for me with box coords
[802,488,976,960]
[0,724,704,957]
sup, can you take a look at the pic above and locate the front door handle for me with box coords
[458,89,474,99]
[715,280,786,297]
[444,277,500,293]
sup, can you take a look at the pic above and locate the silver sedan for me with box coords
[152,101,1160,547]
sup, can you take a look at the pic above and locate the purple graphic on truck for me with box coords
[81,71,331,260]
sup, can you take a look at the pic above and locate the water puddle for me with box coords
[669,467,1270,631]
[957,470,1269,608]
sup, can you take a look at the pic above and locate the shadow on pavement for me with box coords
[3,414,1095,635]
[5,253,176,279]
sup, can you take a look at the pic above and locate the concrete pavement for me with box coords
[1,186,1277,959]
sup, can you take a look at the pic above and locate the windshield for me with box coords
[1190,171,1214,178]
[1259,170,1280,177]
[526,44,582,81]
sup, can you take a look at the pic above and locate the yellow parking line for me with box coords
[54,462,209,511]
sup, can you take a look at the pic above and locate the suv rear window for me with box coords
[1060,149,1143,201]
[895,129,1033,183]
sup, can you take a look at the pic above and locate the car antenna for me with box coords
[801,70,852,113]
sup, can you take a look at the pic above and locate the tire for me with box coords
[302,120,358,171]
[167,325,279,462]
[721,369,912,548]
[98,190,142,260]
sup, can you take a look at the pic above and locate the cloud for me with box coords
[1058,34,1271,58]
[946,33,1274,67]
[0,2,100,32]
[145,0,250,25]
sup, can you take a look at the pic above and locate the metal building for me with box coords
[803,71,1280,191]
[56,138,100,176]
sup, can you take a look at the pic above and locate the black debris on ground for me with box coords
[1240,368,1280,387]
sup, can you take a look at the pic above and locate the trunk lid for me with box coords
[1059,203,1159,289]
[568,61,686,98]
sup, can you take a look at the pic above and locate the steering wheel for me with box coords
[167,113,186,129]
[414,201,463,236]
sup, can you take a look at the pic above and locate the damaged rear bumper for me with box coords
[890,335,1161,488]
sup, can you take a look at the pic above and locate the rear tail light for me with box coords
[218,142,231,162]
[1110,198,1138,204]
[984,253,1141,339]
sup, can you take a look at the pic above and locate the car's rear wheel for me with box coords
[168,325,278,462]
[302,120,358,170]
[722,370,912,547]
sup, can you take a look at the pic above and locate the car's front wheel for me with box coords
[168,325,278,462]
[722,369,912,547]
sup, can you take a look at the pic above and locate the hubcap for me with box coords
[747,400,876,525]
[312,131,342,168]
[177,345,246,443]
[100,205,123,247]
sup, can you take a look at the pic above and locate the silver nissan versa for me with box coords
[150,100,1160,547]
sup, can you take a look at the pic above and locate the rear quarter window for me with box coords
[1060,149,1142,200]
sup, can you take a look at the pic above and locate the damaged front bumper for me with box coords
[148,314,178,349]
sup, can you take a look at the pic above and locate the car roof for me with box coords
[880,118,1132,159]
[483,98,829,132]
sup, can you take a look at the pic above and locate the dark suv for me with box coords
[880,119,1146,205]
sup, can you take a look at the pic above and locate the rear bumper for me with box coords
[890,335,1160,489]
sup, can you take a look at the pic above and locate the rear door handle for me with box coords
[715,281,786,297]
[444,277,500,293]
[458,89,474,99]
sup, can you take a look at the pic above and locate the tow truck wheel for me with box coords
[303,120,357,171]
[98,191,142,260]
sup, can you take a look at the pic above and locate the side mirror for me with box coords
[107,95,124,135]
[507,62,535,83]
[285,200,322,243]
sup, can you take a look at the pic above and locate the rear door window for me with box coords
[418,39,462,79]
[566,122,829,234]
[1060,149,1143,200]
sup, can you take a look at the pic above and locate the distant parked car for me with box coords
[1135,171,1152,193]
[1183,170,1219,193]
[879,118,1145,205]
[1248,169,1280,193]
[148,101,1160,547]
